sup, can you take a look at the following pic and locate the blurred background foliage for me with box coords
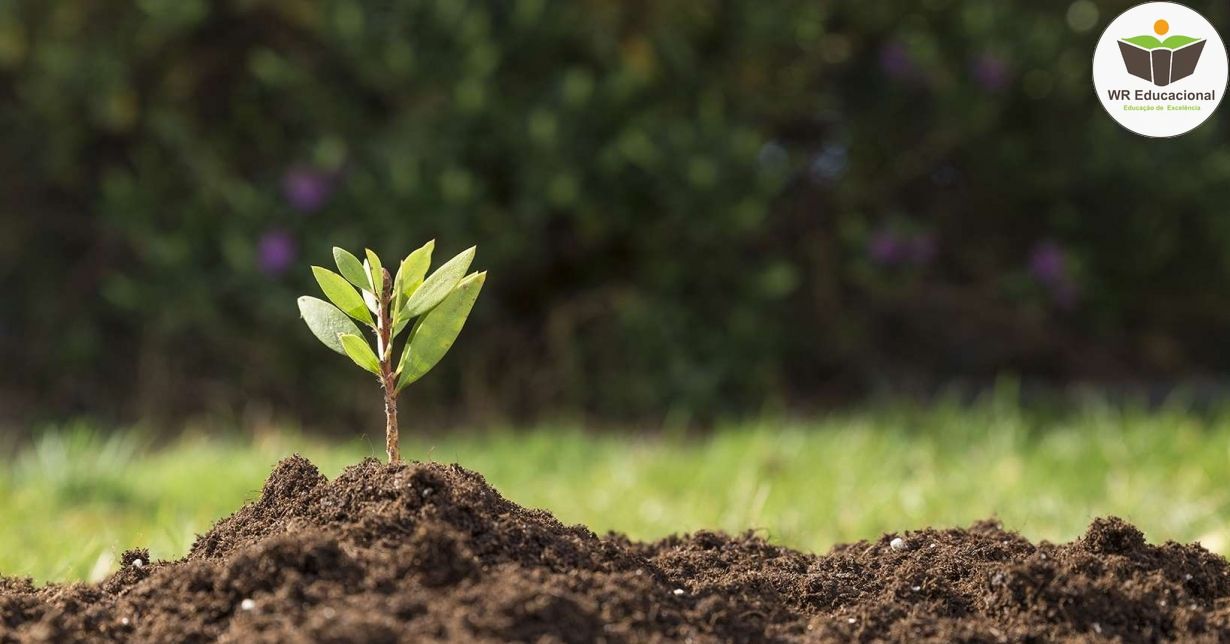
[2,0,1230,427]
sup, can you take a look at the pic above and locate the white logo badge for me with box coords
[1093,2,1228,137]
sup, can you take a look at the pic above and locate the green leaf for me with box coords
[298,296,363,355]
[396,271,485,392]
[362,279,379,314]
[333,247,369,290]
[392,304,412,338]
[392,240,437,337]
[312,266,374,325]
[398,239,437,301]
[393,240,435,308]
[339,333,382,375]
[365,248,384,296]
[402,246,475,319]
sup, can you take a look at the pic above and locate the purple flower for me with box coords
[1028,241,1080,308]
[880,42,914,79]
[1028,241,1066,286]
[868,229,937,267]
[868,230,903,265]
[258,229,297,276]
[972,54,1009,92]
[281,166,335,213]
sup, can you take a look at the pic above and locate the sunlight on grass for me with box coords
[3,400,1230,582]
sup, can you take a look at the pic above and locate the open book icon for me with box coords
[1118,35,1206,86]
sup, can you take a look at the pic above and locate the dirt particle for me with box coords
[119,548,149,568]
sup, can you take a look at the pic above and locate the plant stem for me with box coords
[377,268,400,463]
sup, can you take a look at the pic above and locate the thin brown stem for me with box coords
[382,373,399,462]
[377,268,400,463]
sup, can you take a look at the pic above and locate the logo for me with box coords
[1093,3,1228,137]
[1118,19,1205,86]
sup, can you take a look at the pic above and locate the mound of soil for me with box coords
[3,457,1230,642]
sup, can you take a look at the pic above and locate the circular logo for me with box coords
[1093,2,1228,137]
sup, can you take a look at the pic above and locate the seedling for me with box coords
[298,241,485,462]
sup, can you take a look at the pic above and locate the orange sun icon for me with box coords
[1154,19,1169,35]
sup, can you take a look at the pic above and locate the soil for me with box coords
[2,456,1229,642]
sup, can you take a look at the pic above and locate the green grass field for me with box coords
[4,399,1230,583]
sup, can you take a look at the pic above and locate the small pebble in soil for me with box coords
[890,537,906,551]
[422,488,433,497]
[672,588,685,596]
[120,618,130,626]
[911,585,921,592]
[240,599,256,611]
[131,559,144,569]
[847,617,856,624]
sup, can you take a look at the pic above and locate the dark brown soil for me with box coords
[3,456,1229,642]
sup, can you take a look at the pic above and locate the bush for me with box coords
[3,0,1230,424]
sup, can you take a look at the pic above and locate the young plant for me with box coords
[297,241,485,462]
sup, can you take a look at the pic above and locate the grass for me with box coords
[4,398,1230,583]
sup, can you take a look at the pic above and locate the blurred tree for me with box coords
[1,0,1229,425]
